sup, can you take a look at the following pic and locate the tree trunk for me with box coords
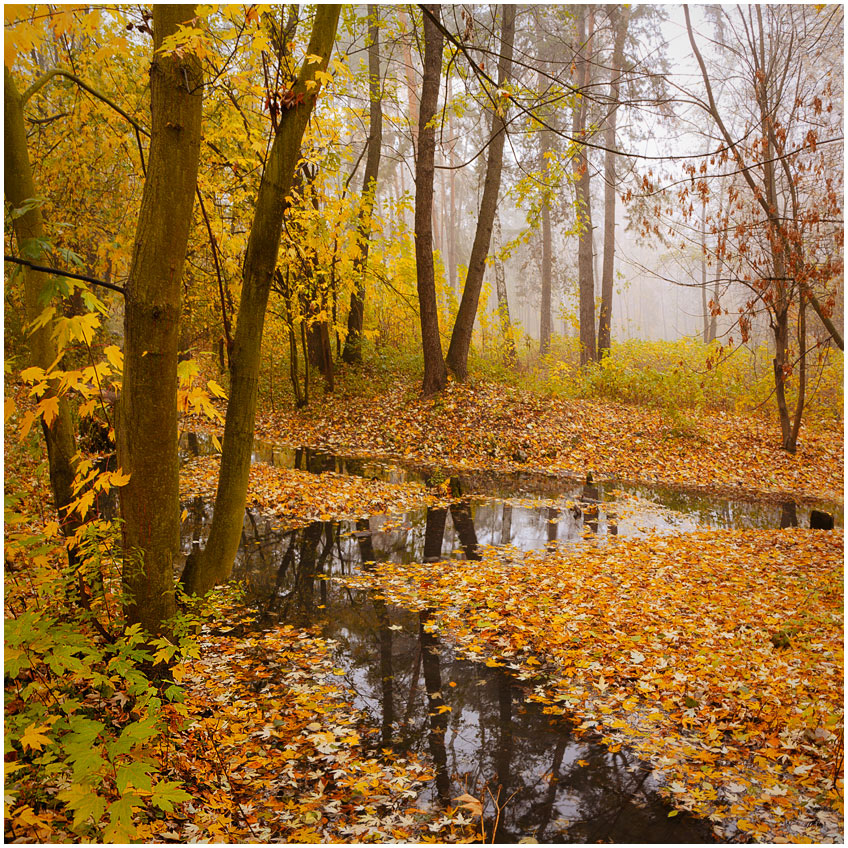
[415,5,447,396]
[119,5,203,635]
[700,198,710,343]
[493,214,517,365]
[343,4,382,364]
[4,67,78,533]
[573,6,597,366]
[183,5,341,595]
[446,4,516,380]
[447,75,458,291]
[540,139,553,355]
[597,5,628,358]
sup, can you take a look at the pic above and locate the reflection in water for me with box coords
[180,508,718,843]
[781,501,798,528]
[176,437,841,843]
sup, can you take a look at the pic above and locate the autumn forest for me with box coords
[3,3,844,844]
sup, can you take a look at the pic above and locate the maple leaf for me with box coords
[19,722,53,751]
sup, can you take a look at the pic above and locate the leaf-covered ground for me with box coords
[250,378,843,502]
[141,601,476,843]
[340,529,844,843]
[180,455,439,527]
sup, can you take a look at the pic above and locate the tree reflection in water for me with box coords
[178,498,718,842]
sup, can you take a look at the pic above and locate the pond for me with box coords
[178,433,841,842]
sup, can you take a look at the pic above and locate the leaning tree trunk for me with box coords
[573,6,597,366]
[415,4,447,396]
[119,5,203,635]
[4,67,78,533]
[343,4,382,364]
[597,4,628,358]
[183,5,341,595]
[446,4,516,380]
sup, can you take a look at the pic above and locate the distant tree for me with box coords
[685,4,843,452]
[343,5,383,365]
[597,4,629,358]
[446,3,516,380]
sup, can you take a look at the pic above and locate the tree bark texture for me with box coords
[119,5,203,635]
[343,4,382,364]
[573,6,597,366]
[4,67,78,531]
[184,5,341,594]
[415,5,448,396]
[446,4,515,380]
[597,4,628,358]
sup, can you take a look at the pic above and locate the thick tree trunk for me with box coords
[573,6,597,366]
[183,5,341,595]
[415,5,447,396]
[597,5,628,358]
[4,67,78,532]
[343,5,382,364]
[446,4,516,380]
[119,5,203,635]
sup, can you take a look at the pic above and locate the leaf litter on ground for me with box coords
[338,528,844,843]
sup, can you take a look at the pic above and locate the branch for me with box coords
[21,68,149,136]
[4,254,125,296]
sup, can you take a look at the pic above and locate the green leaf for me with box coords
[57,783,107,831]
[103,793,143,842]
[116,760,154,795]
[150,779,191,812]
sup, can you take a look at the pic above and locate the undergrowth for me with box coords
[256,334,843,424]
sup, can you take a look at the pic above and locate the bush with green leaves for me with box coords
[4,494,198,842]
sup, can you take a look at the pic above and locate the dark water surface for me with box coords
[178,433,841,842]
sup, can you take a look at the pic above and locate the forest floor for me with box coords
[249,375,843,503]
[5,374,844,843]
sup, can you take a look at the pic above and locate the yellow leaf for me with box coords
[38,395,59,426]
[110,469,131,487]
[19,723,53,752]
[4,397,16,422]
[206,379,227,399]
[104,344,123,372]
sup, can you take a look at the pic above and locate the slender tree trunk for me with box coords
[493,214,517,365]
[119,5,203,635]
[597,4,627,358]
[700,198,710,343]
[540,142,553,355]
[399,8,419,157]
[446,74,458,291]
[446,4,516,380]
[183,5,341,595]
[4,68,78,534]
[573,6,597,365]
[343,5,382,364]
[415,5,447,396]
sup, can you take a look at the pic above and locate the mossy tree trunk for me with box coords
[183,5,341,595]
[119,5,203,636]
